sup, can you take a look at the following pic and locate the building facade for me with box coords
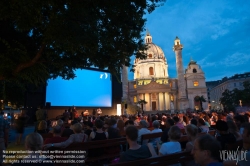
[125,32,208,112]
[208,72,250,110]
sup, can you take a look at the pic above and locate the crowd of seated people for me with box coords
[8,109,250,166]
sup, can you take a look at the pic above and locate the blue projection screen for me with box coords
[46,69,112,107]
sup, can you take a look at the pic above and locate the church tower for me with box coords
[185,59,208,111]
[173,37,189,110]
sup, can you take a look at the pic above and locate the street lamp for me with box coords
[239,100,242,107]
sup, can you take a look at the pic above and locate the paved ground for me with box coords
[7,125,35,151]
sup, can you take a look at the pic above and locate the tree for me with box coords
[220,89,235,112]
[194,95,206,111]
[137,99,148,113]
[0,0,165,87]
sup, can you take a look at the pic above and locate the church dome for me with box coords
[141,31,166,61]
[144,43,165,59]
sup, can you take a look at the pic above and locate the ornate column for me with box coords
[163,92,166,110]
[173,37,189,111]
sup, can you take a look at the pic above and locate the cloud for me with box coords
[221,52,250,66]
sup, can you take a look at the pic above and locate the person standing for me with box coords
[15,110,29,145]
[35,106,47,131]
[0,112,10,163]
[97,108,102,116]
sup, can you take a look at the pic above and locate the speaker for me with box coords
[45,102,51,109]
[125,104,127,109]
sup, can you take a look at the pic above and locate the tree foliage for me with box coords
[194,95,206,110]
[0,0,165,87]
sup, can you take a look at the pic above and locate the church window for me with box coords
[149,67,154,75]
[170,95,174,101]
[149,54,152,58]
[133,96,137,103]
[134,84,137,88]
[194,81,199,87]
[193,68,197,73]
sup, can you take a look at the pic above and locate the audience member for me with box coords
[173,116,185,129]
[227,120,242,141]
[13,132,53,166]
[89,119,108,140]
[185,124,198,151]
[161,118,175,143]
[215,120,236,149]
[43,123,88,149]
[150,120,162,147]
[198,118,209,133]
[159,126,181,156]
[137,120,150,145]
[192,134,222,166]
[119,125,151,162]
[44,125,67,144]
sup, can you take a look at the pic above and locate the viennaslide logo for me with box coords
[220,147,248,165]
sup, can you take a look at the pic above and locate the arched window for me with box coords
[193,68,197,73]
[170,95,174,101]
[134,84,137,89]
[194,81,199,87]
[148,54,152,58]
[133,96,137,103]
[149,67,154,75]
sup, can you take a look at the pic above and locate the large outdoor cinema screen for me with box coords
[46,68,112,107]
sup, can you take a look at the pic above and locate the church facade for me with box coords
[124,32,208,112]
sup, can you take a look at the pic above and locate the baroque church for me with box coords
[122,32,208,112]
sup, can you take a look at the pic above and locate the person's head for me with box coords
[192,135,222,166]
[125,120,134,127]
[57,119,63,127]
[87,121,93,129]
[152,120,160,129]
[38,120,47,130]
[109,118,117,127]
[125,125,138,142]
[168,126,181,141]
[52,125,62,135]
[166,118,175,128]
[216,120,228,133]
[25,133,43,151]
[234,115,245,128]
[191,118,198,126]
[139,120,148,128]
[173,116,180,123]
[95,119,104,129]
[186,124,198,138]
[117,119,125,130]
[72,123,82,133]
[227,120,239,132]
[198,118,206,126]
